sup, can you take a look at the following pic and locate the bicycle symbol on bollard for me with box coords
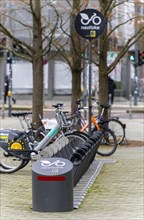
[41,159,66,167]
[80,13,102,26]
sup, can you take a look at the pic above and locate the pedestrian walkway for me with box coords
[0,96,144,220]
[0,95,144,112]
[0,146,143,220]
[1,113,144,142]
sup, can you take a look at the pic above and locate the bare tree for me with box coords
[0,0,58,127]
[30,0,43,126]
[51,0,144,114]
[0,0,144,122]
[50,0,88,113]
[98,0,144,114]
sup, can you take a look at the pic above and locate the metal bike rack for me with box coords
[31,130,103,212]
[70,131,103,186]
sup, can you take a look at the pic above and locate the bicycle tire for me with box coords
[95,128,117,156]
[64,131,88,152]
[108,118,125,145]
[0,147,26,174]
[65,131,88,142]
[66,131,89,140]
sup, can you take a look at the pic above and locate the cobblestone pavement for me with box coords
[0,145,144,220]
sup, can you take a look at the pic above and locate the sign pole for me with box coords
[75,8,106,136]
[88,40,92,136]
[7,52,12,117]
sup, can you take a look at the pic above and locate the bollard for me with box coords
[32,157,73,212]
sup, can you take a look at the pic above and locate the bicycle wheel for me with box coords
[64,131,88,152]
[66,131,89,140]
[65,131,88,143]
[96,128,117,156]
[108,118,125,145]
[0,147,26,174]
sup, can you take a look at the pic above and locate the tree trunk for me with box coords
[99,26,108,118]
[32,0,43,127]
[71,64,82,114]
[70,0,82,114]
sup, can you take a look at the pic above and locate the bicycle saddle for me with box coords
[12,112,32,117]
[76,99,83,105]
[52,103,63,108]
[100,104,111,109]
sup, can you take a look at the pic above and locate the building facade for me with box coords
[0,0,144,99]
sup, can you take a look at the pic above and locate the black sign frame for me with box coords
[75,8,106,40]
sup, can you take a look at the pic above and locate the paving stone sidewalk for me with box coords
[0,102,144,220]
[0,145,144,220]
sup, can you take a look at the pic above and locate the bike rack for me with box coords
[69,131,102,186]
[31,130,103,212]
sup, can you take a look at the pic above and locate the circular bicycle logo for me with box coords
[80,12,102,26]
[41,160,65,167]
[75,8,106,40]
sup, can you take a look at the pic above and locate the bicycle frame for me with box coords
[80,114,100,132]
[0,104,72,158]
[74,100,101,133]
[34,124,60,151]
[23,106,70,152]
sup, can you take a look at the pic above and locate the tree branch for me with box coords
[107,26,144,74]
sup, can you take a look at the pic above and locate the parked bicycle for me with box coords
[68,98,126,145]
[91,98,126,145]
[63,99,118,157]
[0,103,88,174]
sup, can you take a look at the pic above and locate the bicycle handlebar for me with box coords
[76,98,99,111]
[75,98,111,111]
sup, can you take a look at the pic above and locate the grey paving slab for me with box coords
[0,146,144,220]
[0,97,144,220]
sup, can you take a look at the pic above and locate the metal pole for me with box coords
[0,51,6,119]
[129,66,132,119]
[1,91,5,119]
[8,53,12,117]
[129,94,132,119]
[133,52,138,106]
[82,43,87,120]
[133,3,138,106]
[88,40,92,136]
[108,94,112,117]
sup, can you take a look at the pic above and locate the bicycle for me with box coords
[91,98,126,145]
[0,103,88,174]
[63,99,118,157]
[70,98,125,145]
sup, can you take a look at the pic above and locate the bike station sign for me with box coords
[75,8,106,135]
[75,8,106,40]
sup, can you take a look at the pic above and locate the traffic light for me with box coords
[128,51,135,61]
[138,51,144,65]
[0,38,6,57]
[7,51,12,64]
[128,50,144,66]
[0,48,4,57]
